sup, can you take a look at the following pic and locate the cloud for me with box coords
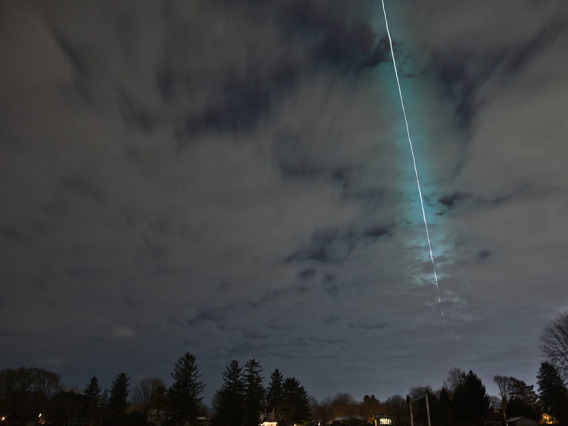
[112,325,136,339]
[1,0,567,402]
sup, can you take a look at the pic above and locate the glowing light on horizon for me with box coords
[380,0,443,310]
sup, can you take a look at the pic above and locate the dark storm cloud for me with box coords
[2,0,568,404]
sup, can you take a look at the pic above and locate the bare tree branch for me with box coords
[540,311,568,381]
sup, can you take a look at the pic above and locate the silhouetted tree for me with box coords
[452,370,490,426]
[443,367,466,392]
[83,376,102,418]
[277,377,311,426]
[537,361,568,424]
[51,390,84,426]
[266,369,284,417]
[151,384,168,413]
[361,394,380,420]
[0,367,60,424]
[213,360,245,426]
[108,373,130,419]
[383,395,409,426]
[507,377,539,415]
[540,311,568,381]
[310,397,333,425]
[133,377,166,415]
[439,388,452,426]
[493,375,512,414]
[427,390,446,426]
[330,393,357,418]
[168,352,205,425]
[243,359,264,426]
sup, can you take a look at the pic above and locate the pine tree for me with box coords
[537,361,568,423]
[243,359,264,426]
[452,370,490,426]
[84,376,102,400]
[108,373,129,418]
[213,360,245,426]
[83,376,102,418]
[278,377,311,426]
[168,353,205,426]
[266,369,284,417]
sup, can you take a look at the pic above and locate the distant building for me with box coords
[147,410,168,426]
[196,416,211,426]
[506,417,538,426]
[490,406,506,421]
[259,408,276,426]
[373,414,393,425]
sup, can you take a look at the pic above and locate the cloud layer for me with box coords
[1,0,567,401]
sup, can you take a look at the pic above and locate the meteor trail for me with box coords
[379,0,443,309]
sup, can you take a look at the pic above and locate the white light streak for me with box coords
[380,0,443,309]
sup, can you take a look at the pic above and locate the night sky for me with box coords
[2,0,568,403]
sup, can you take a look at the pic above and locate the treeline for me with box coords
[0,354,310,426]
[310,364,568,426]
[2,311,568,426]
[0,366,151,426]
[3,361,567,426]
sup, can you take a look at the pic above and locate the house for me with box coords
[373,414,393,425]
[259,408,277,426]
[147,410,168,426]
[506,417,538,426]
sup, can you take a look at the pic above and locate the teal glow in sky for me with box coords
[378,0,448,307]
